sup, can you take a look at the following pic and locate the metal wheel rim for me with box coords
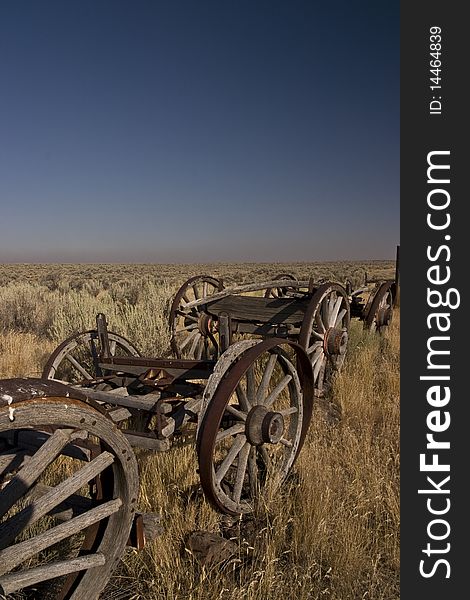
[364,281,394,334]
[196,339,313,515]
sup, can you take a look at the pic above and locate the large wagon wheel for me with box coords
[299,283,350,396]
[42,331,141,386]
[0,380,139,599]
[170,275,223,360]
[196,339,313,515]
[264,273,298,299]
[364,280,394,334]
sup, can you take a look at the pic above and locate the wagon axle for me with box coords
[245,406,285,446]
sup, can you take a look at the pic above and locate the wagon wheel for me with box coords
[264,273,298,298]
[170,275,223,360]
[364,280,394,334]
[42,331,141,386]
[299,283,350,396]
[196,339,313,515]
[0,393,138,599]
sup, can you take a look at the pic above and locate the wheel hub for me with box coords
[198,313,215,336]
[323,328,348,356]
[245,405,285,445]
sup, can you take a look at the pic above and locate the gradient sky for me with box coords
[0,1,399,263]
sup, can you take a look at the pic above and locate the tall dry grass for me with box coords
[0,263,399,599]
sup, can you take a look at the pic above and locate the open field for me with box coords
[0,262,399,599]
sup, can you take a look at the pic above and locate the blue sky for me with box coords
[0,1,399,262]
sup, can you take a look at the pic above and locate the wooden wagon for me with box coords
[1,308,314,597]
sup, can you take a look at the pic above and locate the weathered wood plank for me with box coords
[204,295,310,325]
[123,430,170,451]
[0,553,105,594]
[0,498,121,575]
[183,279,312,309]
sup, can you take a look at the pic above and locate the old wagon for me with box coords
[1,305,314,597]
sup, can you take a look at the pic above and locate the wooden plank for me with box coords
[0,553,105,594]
[123,431,170,451]
[0,498,121,575]
[77,388,162,411]
[204,295,310,325]
[183,279,312,309]
[0,451,115,550]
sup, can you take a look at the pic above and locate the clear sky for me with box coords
[0,1,399,263]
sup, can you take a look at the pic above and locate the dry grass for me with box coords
[0,262,399,599]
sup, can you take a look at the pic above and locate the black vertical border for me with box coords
[401,2,467,597]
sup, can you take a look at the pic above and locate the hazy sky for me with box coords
[0,1,399,263]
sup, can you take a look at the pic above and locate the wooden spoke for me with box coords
[246,365,256,401]
[329,296,343,328]
[258,445,272,470]
[264,375,292,408]
[315,309,325,333]
[313,355,326,382]
[65,355,94,381]
[310,345,323,366]
[335,308,347,327]
[174,323,198,334]
[279,406,298,416]
[255,353,278,405]
[215,435,247,484]
[233,443,251,504]
[216,422,245,442]
[0,450,115,551]
[280,438,293,448]
[0,553,106,595]
[188,332,202,357]
[0,499,122,576]
[0,428,74,520]
[178,329,199,351]
[235,384,251,412]
[109,340,117,356]
[307,341,322,358]
[225,404,247,421]
[248,446,259,496]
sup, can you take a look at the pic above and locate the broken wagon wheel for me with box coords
[196,339,313,515]
[364,280,394,334]
[170,275,223,361]
[264,273,298,298]
[0,390,138,599]
[42,330,141,386]
[299,283,350,396]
